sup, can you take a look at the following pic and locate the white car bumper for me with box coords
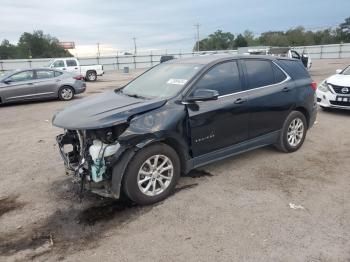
[316,89,350,110]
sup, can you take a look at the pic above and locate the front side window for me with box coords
[190,61,241,96]
[53,60,65,68]
[36,70,55,79]
[8,71,34,82]
[244,60,275,89]
[66,60,77,67]
[122,63,203,99]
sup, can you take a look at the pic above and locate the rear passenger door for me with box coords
[241,59,295,139]
[34,69,60,98]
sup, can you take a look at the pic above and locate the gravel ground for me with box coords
[0,59,350,262]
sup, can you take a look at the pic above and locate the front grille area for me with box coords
[330,100,350,107]
[330,84,350,94]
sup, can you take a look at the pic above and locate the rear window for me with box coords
[275,59,310,80]
[66,60,78,67]
[244,59,275,89]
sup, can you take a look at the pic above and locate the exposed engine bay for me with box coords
[56,125,128,198]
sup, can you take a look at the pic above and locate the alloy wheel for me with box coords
[287,118,304,147]
[61,87,73,100]
[137,154,174,196]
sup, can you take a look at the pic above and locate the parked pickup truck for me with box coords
[48,58,104,81]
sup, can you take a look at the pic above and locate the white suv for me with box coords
[317,65,350,110]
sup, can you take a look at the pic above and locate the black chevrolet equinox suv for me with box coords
[53,55,317,205]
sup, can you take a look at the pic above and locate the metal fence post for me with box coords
[150,51,153,67]
[320,45,323,59]
[133,55,136,69]
[0,61,3,71]
[339,44,342,59]
[28,60,32,68]
[116,53,120,71]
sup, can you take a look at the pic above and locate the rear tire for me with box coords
[276,111,307,153]
[122,143,180,205]
[86,70,97,82]
[58,86,74,101]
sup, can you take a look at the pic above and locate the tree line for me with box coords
[194,17,350,51]
[0,30,72,59]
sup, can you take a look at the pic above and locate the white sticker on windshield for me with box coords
[167,78,188,85]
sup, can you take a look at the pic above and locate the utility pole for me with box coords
[97,42,101,64]
[97,43,100,57]
[133,37,137,55]
[194,23,200,52]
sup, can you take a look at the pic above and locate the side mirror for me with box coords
[185,89,219,102]
[336,69,342,74]
[3,79,11,84]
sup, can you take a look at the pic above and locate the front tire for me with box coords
[123,143,180,205]
[276,111,307,153]
[58,86,74,101]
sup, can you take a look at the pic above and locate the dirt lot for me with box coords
[0,59,350,262]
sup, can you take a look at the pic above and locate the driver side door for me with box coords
[185,60,249,157]
[0,70,36,102]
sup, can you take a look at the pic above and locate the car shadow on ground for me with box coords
[0,169,213,260]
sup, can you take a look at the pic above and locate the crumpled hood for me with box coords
[52,90,167,130]
[326,74,350,87]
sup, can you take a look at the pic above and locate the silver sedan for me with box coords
[0,68,86,104]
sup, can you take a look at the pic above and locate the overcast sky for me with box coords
[1,0,349,56]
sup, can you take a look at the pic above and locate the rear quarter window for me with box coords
[275,59,310,80]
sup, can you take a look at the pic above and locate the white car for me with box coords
[48,58,104,82]
[316,65,350,110]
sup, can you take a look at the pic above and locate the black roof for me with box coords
[167,54,292,65]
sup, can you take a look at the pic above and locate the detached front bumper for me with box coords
[316,90,350,110]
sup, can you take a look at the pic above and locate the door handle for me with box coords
[234,98,247,104]
[281,87,290,92]
[27,83,34,85]
[62,68,66,70]
[75,67,78,69]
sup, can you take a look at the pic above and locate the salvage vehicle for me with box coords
[0,68,85,104]
[317,65,350,110]
[48,58,104,82]
[53,55,317,205]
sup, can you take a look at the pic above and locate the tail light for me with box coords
[73,75,84,80]
[310,81,317,91]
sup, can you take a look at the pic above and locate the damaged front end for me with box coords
[56,125,129,198]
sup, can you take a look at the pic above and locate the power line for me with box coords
[194,23,200,52]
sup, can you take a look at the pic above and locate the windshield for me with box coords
[121,63,203,99]
[341,65,350,75]
[0,70,14,79]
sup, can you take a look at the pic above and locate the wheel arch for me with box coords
[294,106,309,128]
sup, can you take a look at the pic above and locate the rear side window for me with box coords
[191,61,241,96]
[66,60,77,67]
[244,59,274,89]
[275,59,310,80]
[272,63,287,83]
[36,70,55,79]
